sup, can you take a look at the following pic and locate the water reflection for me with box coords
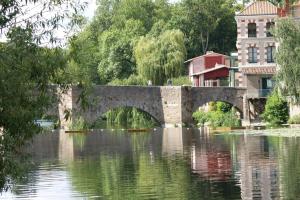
[4,128,300,199]
[191,128,232,182]
[237,135,279,200]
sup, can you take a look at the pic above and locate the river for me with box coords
[2,128,300,199]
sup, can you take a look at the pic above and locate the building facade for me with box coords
[290,1,300,20]
[235,1,283,98]
[185,51,238,87]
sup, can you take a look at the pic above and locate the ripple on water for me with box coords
[3,128,300,199]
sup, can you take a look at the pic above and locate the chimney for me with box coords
[285,0,290,15]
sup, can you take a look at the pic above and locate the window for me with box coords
[267,46,275,63]
[266,22,275,37]
[248,47,258,63]
[248,23,257,37]
[262,77,274,89]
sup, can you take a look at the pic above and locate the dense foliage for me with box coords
[262,92,289,126]
[0,29,66,139]
[274,18,300,102]
[1,0,298,193]
[169,76,192,86]
[68,0,240,85]
[108,75,147,86]
[192,102,241,128]
[64,0,241,126]
[105,107,159,128]
[0,0,85,192]
[288,115,300,124]
[135,29,186,85]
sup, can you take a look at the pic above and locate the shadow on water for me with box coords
[3,128,300,199]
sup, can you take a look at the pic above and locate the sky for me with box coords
[84,0,97,20]
[0,0,179,44]
[0,0,96,44]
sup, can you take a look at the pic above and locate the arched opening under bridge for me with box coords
[89,106,161,129]
[192,101,243,127]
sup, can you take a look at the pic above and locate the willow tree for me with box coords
[134,29,186,85]
[274,18,300,102]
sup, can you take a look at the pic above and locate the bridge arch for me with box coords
[191,87,246,119]
[192,100,243,117]
[71,86,166,125]
[93,105,161,126]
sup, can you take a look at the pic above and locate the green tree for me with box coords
[66,0,118,85]
[68,0,240,85]
[108,74,147,86]
[193,101,240,127]
[274,18,300,102]
[262,92,289,126]
[112,0,155,31]
[168,0,237,57]
[0,0,85,138]
[67,30,100,85]
[134,29,186,85]
[0,0,84,191]
[97,20,146,83]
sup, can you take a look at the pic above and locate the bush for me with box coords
[222,109,241,127]
[207,111,224,127]
[288,115,300,124]
[193,108,241,128]
[108,75,147,86]
[262,92,289,126]
[209,102,217,111]
[169,76,192,86]
[192,109,208,126]
[216,102,232,113]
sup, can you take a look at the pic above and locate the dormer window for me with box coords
[266,22,275,37]
[248,23,257,38]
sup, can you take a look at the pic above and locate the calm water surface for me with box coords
[2,128,300,200]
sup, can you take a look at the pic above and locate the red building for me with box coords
[185,51,234,87]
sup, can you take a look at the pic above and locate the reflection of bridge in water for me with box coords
[56,86,248,127]
[26,128,281,199]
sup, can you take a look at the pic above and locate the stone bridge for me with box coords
[58,86,248,127]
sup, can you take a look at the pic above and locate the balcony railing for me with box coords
[247,89,273,98]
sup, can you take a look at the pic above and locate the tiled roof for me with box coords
[237,1,278,16]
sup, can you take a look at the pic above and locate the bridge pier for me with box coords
[242,94,251,126]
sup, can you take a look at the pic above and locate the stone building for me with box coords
[235,1,283,99]
[290,1,300,20]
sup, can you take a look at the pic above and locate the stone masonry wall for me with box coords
[191,87,246,113]
[58,86,247,127]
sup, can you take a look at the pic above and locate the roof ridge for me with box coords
[237,1,279,16]
[184,52,228,63]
